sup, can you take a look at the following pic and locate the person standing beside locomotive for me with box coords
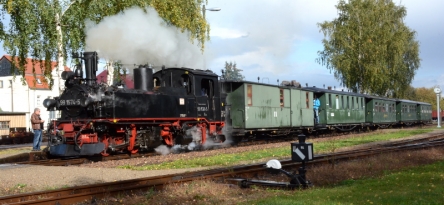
[313,96,320,124]
[31,108,45,151]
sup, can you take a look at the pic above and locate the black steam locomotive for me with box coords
[44,52,226,156]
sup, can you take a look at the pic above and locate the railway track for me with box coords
[0,127,439,167]
[1,134,443,205]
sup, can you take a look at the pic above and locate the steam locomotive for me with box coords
[44,52,225,156]
[44,51,432,157]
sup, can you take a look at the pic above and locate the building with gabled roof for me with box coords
[0,55,70,131]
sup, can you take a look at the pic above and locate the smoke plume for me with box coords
[85,7,204,69]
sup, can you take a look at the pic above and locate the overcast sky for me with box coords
[203,0,444,90]
[0,0,442,90]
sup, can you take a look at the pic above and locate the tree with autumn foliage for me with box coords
[0,0,210,92]
[317,0,420,98]
[412,87,444,111]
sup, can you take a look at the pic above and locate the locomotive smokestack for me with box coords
[83,51,98,86]
[134,64,153,91]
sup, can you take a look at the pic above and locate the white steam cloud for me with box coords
[85,7,204,68]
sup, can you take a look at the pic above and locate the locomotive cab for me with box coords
[152,68,223,122]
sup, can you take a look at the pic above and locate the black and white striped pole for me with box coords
[434,88,441,128]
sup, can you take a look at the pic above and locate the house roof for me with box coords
[96,70,134,89]
[0,55,70,90]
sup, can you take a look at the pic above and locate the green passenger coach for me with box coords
[417,102,432,122]
[301,87,365,129]
[220,81,314,137]
[364,96,397,125]
[396,100,419,123]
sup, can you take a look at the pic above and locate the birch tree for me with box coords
[317,0,420,98]
[0,0,210,92]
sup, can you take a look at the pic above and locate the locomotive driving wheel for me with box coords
[101,134,110,156]
[130,148,139,154]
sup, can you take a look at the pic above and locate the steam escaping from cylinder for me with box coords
[154,125,229,155]
[154,145,171,156]
[84,7,204,69]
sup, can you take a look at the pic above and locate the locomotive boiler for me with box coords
[44,52,226,156]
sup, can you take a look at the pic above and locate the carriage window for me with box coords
[346,96,349,109]
[341,96,344,109]
[361,98,364,110]
[356,97,359,109]
[247,85,252,106]
[351,97,354,109]
[336,95,339,109]
[306,92,309,108]
[385,103,388,113]
[328,94,332,108]
[356,97,359,110]
[280,89,284,107]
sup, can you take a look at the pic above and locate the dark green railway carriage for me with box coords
[396,100,419,123]
[301,87,365,126]
[417,102,432,123]
[220,81,314,135]
[364,96,397,124]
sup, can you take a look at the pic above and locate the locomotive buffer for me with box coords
[228,134,314,189]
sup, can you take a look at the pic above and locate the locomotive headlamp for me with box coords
[43,99,57,109]
[61,71,75,80]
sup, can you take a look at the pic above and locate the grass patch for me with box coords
[316,128,433,153]
[248,160,444,205]
[0,147,30,156]
[120,128,433,170]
